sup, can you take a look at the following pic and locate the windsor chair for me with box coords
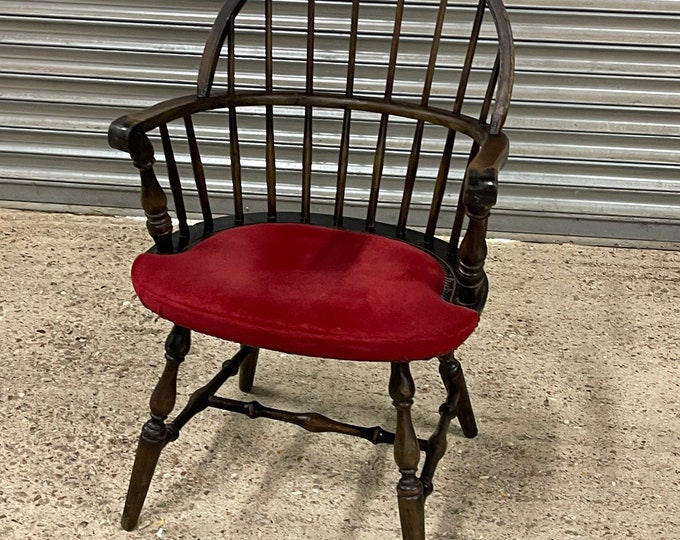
[110,0,514,538]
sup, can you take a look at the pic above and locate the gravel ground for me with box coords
[1,208,678,540]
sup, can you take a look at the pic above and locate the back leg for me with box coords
[420,352,477,497]
[440,352,478,438]
[238,347,259,392]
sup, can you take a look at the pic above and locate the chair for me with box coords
[109,1,514,538]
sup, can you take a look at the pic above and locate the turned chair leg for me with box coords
[440,353,477,438]
[420,352,478,497]
[238,347,260,392]
[389,363,426,540]
[121,325,191,531]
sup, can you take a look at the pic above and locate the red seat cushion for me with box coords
[131,223,479,361]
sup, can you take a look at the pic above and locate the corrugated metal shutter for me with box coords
[500,0,680,243]
[1,0,678,244]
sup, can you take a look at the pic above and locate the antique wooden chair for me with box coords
[109,0,514,538]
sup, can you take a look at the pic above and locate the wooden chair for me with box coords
[109,1,514,538]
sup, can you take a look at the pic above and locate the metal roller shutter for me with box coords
[0,0,678,244]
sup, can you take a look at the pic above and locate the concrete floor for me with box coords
[1,209,678,539]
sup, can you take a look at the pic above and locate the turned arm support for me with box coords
[109,122,174,253]
[108,93,208,254]
[108,94,224,254]
[452,133,509,312]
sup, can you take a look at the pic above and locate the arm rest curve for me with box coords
[108,92,492,156]
[464,132,509,211]
[108,94,203,153]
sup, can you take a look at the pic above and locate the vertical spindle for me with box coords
[334,0,360,227]
[265,0,277,221]
[184,115,214,235]
[301,0,315,223]
[397,0,448,238]
[367,0,405,232]
[227,17,245,225]
[159,124,189,241]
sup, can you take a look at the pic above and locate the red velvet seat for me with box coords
[132,223,479,362]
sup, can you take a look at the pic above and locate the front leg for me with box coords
[121,325,191,530]
[389,363,425,540]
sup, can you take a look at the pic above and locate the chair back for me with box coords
[109,0,514,309]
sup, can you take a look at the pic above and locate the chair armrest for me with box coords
[109,95,208,254]
[108,94,204,154]
[464,132,509,211]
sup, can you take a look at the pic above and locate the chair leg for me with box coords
[121,325,191,531]
[389,363,426,540]
[238,347,260,392]
[419,352,477,498]
[439,353,477,438]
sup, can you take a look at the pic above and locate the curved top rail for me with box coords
[196,0,515,131]
[485,0,515,133]
[197,0,249,98]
